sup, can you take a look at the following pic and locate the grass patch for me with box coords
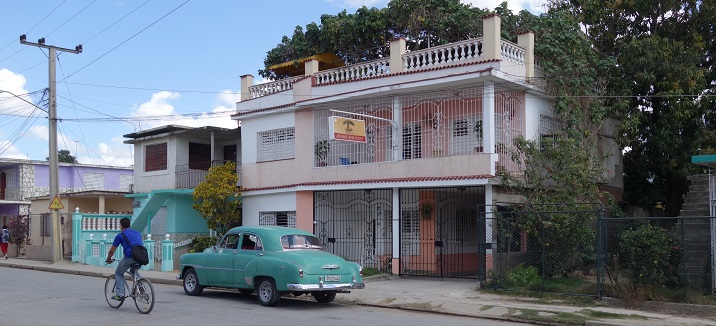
[578,309,647,320]
[479,288,597,307]
[362,267,382,277]
[479,305,494,311]
[514,308,587,325]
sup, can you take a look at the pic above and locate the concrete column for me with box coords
[72,212,82,262]
[304,59,319,76]
[518,31,535,80]
[142,234,155,271]
[392,97,402,161]
[240,74,254,101]
[98,195,105,215]
[482,14,502,61]
[391,187,400,275]
[161,234,174,272]
[482,81,497,174]
[389,38,406,74]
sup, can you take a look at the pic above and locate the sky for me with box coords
[0,0,545,167]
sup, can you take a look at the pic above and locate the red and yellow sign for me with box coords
[329,116,366,143]
[49,195,64,210]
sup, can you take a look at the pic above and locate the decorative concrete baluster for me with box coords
[84,234,94,264]
[90,235,101,266]
[100,234,110,268]
[161,234,174,272]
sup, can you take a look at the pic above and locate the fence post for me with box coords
[89,236,101,266]
[142,234,155,271]
[72,211,82,262]
[162,234,174,272]
[100,234,110,268]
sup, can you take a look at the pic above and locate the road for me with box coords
[0,267,532,326]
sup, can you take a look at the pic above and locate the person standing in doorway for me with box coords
[1,225,10,259]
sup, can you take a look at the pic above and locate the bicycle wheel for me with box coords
[104,275,125,308]
[133,278,155,314]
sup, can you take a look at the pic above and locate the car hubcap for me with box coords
[259,282,271,301]
[186,274,196,291]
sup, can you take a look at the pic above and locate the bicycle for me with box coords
[104,259,155,314]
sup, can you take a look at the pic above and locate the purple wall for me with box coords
[0,205,18,215]
[34,165,132,190]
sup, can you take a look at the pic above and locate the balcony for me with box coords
[175,160,242,189]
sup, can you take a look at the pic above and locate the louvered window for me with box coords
[145,143,167,172]
[257,128,295,162]
[84,172,104,190]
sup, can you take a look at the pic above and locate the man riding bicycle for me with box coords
[105,217,143,301]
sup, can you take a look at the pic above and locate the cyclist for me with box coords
[105,217,143,301]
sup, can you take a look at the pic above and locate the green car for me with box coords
[178,226,365,306]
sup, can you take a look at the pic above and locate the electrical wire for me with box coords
[44,0,98,38]
[60,0,192,82]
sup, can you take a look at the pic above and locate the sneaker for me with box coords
[111,295,125,301]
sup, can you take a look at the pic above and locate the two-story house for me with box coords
[232,15,622,279]
[123,125,241,247]
[0,158,133,259]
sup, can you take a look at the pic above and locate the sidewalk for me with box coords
[1,257,715,326]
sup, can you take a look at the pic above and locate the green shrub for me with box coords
[362,267,381,277]
[191,235,218,253]
[504,264,541,288]
[619,224,681,288]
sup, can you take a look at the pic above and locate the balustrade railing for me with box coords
[403,38,484,71]
[176,160,242,189]
[500,40,525,65]
[249,76,301,99]
[314,58,390,85]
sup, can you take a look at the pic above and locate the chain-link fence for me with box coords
[480,205,716,304]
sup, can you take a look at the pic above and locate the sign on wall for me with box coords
[329,116,366,143]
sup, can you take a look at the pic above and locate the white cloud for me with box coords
[0,140,28,159]
[325,0,388,9]
[91,135,134,167]
[130,90,238,132]
[0,69,37,117]
[461,0,547,14]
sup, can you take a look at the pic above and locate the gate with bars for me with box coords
[399,186,486,279]
[314,189,393,272]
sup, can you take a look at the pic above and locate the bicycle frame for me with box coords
[104,260,155,314]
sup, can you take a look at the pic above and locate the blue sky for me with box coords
[0,0,544,167]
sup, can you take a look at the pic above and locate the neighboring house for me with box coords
[232,15,623,279]
[0,158,133,259]
[123,125,241,248]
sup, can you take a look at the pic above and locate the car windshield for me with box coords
[280,235,323,250]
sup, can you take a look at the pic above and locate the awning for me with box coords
[692,155,716,168]
[268,53,344,77]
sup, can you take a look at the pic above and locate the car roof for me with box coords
[225,226,315,251]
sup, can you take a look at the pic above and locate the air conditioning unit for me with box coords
[128,184,134,192]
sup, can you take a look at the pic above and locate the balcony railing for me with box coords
[175,160,242,189]
[248,76,301,99]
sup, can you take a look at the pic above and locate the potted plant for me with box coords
[315,140,330,166]
[474,120,483,152]
[420,202,434,220]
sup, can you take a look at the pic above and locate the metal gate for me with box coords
[399,186,485,279]
[314,189,393,272]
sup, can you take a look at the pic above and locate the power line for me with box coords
[45,0,98,38]
[80,0,152,45]
[61,0,192,81]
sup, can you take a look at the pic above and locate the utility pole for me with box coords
[20,35,82,263]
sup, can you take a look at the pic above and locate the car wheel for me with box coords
[256,278,280,306]
[183,269,204,296]
[313,292,336,304]
[239,289,253,295]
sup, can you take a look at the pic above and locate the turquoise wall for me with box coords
[168,195,209,233]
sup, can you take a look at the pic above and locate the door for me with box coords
[223,145,237,162]
[205,233,240,286]
[234,233,263,287]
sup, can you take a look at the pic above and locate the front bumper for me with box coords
[287,275,365,291]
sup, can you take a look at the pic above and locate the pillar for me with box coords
[71,211,82,262]
[142,234,155,271]
[161,234,174,272]
[389,38,406,74]
[240,74,254,101]
[517,31,535,80]
[98,195,106,214]
[482,14,502,61]
[304,59,319,76]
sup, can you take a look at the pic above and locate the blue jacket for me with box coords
[112,228,143,257]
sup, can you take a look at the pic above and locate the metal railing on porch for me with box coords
[175,160,242,189]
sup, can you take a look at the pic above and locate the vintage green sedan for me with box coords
[178,225,365,306]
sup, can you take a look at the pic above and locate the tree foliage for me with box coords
[559,0,716,216]
[259,0,493,79]
[46,150,78,164]
[192,161,241,235]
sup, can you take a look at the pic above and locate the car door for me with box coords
[234,233,263,287]
[205,233,240,286]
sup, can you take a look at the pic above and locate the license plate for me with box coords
[324,275,341,282]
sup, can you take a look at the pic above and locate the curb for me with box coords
[0,261,182,286]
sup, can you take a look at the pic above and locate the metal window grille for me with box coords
[450,116,482,154]
[401,209,420,255]
[41,213,51,237]
[539,113,559,149]
[145,143,167,172]
[258,211,296,227]
[495,92,525,173]
[83,172,104,190]
[402,124,422,159]
[257,127,295,162]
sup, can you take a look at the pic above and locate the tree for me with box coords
[192,161,242,235]
[46,149,78,164]
[558,0,716,216]
[8,216,30,256]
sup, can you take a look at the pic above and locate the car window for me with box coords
[240,234,262,251]
[220,234,240,249]
[281,235,323,249]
